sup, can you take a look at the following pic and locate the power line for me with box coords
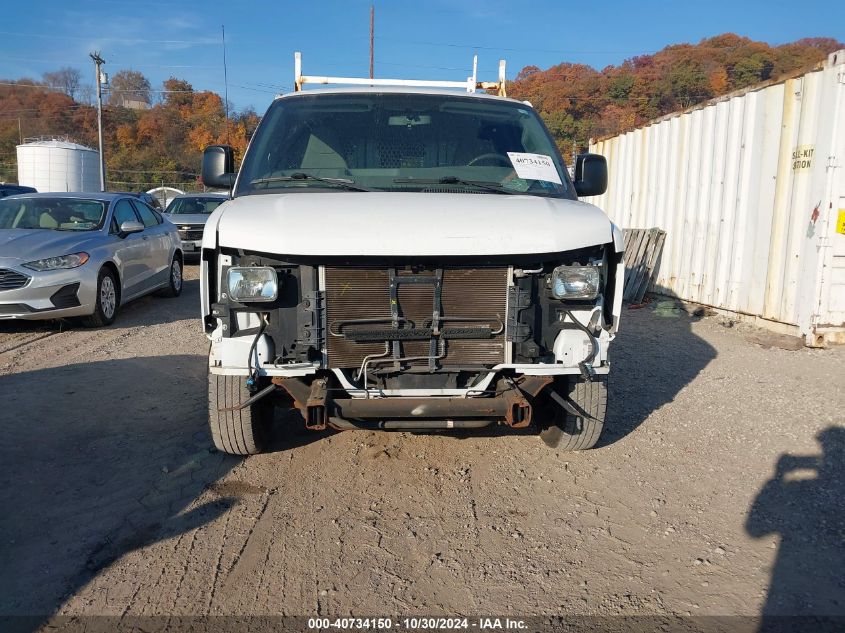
[373,36,655,56]
[371,36,828,59]
[0,104,90,116]
[0,30,219,46]
[0,81,53,90]
[108,168,198,175]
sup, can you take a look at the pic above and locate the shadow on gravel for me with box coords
[0,354,239,628]
[266,409,337,452]
[746,426,845,622]
[599,293,717,447]
[0,278,201,336]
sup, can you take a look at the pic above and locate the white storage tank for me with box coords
[16,140,100,193]
[588,50,845,346]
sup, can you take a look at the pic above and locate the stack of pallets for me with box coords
[621,228,666,303]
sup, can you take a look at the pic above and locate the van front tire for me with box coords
[208,373,272,455]
[539,375,608,451]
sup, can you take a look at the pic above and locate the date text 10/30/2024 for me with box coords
[307,618,528,630]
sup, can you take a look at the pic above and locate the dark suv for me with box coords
[0,184,37,198]
[112,191,163,210]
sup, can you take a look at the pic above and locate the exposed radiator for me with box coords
[324,266,508,369]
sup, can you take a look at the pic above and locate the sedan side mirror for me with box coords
[202,145,236,189]
[573,153,608,197]
[119,220,144,236]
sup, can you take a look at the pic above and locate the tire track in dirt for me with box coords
[7,280,845,619]
[0,330,59,355]
[0,267,204,376]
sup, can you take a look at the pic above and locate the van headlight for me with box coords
[550,265,600,300]
[227,267,278,302]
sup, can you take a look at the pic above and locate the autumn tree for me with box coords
[162,77,193,108]
[509,33,844,143]
[2,33,840,188]
[108,70,152,107]
[43,67,82,100]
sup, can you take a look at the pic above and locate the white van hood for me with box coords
[207,192,612,256]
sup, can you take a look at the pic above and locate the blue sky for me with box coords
[1,0,843,113]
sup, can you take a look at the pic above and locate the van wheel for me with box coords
[208,373,272,455]
[539,376,607,451]
[78,267,119,328]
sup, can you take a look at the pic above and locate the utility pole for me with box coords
[222,25,230,145]
[369,5,374,80]
[90,51,106,191]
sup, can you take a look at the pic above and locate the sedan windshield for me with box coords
[165,197,226,215]
[0,198,106,231]
[236,93,571,197]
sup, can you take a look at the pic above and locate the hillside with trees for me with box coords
[0,73,259,191]
[0,33,842,188]
[509,33,843,160]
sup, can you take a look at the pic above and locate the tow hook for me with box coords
[218,383,277,412]
[305,378,329,430]
[579,362,595,381]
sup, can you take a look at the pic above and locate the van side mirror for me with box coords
[573,153,607,197]
[201,145,236,189]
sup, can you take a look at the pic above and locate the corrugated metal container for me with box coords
[16,140,100,193]
[589,50,845,346]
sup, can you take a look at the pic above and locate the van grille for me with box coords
[324,266,508,369]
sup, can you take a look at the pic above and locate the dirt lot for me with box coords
[1,264,843,626]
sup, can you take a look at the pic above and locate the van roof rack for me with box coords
[293,52,507,97]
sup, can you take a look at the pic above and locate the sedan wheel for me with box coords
[100,274,117,319]
[78,267,119,328]
[159,255,183,298]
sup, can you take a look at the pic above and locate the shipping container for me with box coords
[588,50,845,346]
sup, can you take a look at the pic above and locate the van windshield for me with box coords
[235,92,571,197]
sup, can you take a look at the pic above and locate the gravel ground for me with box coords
[0,264,842,627]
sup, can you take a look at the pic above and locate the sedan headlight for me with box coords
[550,265,600,300]
[22,252,90,271]
[227,267,278,302]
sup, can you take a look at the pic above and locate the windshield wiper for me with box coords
[393,176,520,195]
[251,172,374,192]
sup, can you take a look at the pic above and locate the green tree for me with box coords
[728,52,775,89]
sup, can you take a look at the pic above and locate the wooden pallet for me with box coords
[621,228,666,303]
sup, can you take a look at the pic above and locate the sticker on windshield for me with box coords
[506,152,562,184]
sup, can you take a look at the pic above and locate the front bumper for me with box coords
[180,240,202,254]
[272,374,555,430]
[0,258,96,320]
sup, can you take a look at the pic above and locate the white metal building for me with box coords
[588,50,845,346]
[16,140,100,193]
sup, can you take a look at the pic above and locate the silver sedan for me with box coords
[0,192,184,326]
